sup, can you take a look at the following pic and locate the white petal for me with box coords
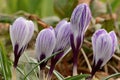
[35,27,56,61]
[55,22,71,51]
[109,31,117,53]
[92,29,107,60]
[24,20,34,45]
[55,20,68,35]
[10,17,34,54]
[94,34,113,67]
[70,3,91,42]
[9,25,15,50]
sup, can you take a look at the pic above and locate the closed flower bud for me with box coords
[54,20,71,58]
[10,17,34,68]
[35,27,56,69]
[70,3,92,75]
[70,3,92,49]
[91,29,117,77]
[47,20,71,80]
[51,20,71,64]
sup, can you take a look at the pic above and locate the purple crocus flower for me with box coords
[47,20,71,80]
[91,29,117,77]
[35,27,56,70]
[70,3,92,75]
[10,17,34,68]
[54,20,71,58]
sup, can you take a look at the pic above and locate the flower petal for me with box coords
[91,29,118,76]
[10,17,29,53]
[70,3,91,37]
[55,20,68,36]
[55,22,71,50]
[92,29,107,58]
[109,31,117,54]
[35,27,56,61]
[95,34,113,67]
[25,20,34,44]
[10,17,34,68]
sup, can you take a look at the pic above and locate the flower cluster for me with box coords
[9,3,117,80]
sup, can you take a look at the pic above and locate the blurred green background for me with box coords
[0,0,120,25]
[0,0,78,19]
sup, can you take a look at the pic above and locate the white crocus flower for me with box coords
[10,17,34,68]
[70,3,92,75]
[91,29,117,77]
[35,27,56,69]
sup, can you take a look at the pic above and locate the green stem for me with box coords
[12,67,16,80]
[103,73,120,80]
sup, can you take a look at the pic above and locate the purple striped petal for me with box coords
[92,29,117,71]
[35,27,56,61]
[55,20,68,35]
[25,20,34,44]
[95,34,113,67]
[70,3,92,48]
[10,17,34,67]
[53,21,71,62]
[109,31,117,54]
[92,29,107,58]
[54,21,71,52]
[10,17,34,54]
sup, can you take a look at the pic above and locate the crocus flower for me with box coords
[10,17,34,68]
[91,29,117,77]
[54,20,71,59]
[35,27,56,70]
[47,20,71,80]
[70,3,92,75]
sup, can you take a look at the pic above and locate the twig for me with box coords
[26,14,49,28]
[0,12,49,28]
[113,54,120,61]
[104,65,108,73]
[84,39,92,45]
[81,48,92,72]
[108,64,118,73]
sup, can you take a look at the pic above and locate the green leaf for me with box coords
[64,74,89,80]
[0,41,12,80]
[17,67,30,80]
[102,73,120,80]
